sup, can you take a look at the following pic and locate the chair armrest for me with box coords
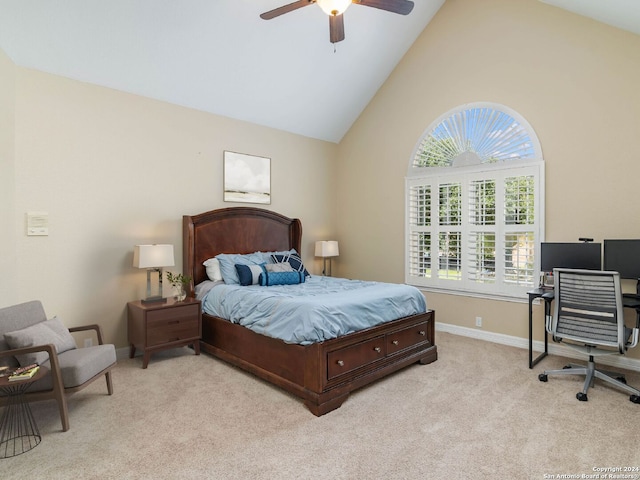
[0,343,57,361]
[0,343,64,380]
[69,324,106,345]
[541,292,554,332]
[628,327,639,349]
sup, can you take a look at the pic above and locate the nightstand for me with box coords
[127,297,202,368]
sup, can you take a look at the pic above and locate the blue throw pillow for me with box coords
[271,252,310,277]
[259,270,306,286]
[235,264,265,286]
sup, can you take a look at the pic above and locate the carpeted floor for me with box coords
[3,332,640,479]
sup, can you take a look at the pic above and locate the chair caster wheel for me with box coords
[616,376,627,384]
[538,374,548,382]
[630,395,640,404]
[576,392,588,401]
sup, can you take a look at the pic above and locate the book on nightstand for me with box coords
[8,365,40,381]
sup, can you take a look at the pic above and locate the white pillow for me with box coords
[4,316,78,366]
[203,258,223,282]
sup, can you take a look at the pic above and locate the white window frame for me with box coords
[405,103,545,300]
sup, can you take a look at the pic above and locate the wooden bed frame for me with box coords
[183,207,437,415]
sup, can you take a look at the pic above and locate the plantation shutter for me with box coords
[406,103,544,299]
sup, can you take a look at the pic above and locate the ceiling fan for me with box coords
[260,0,415,44]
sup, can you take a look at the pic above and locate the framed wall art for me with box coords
[223,151,271,204]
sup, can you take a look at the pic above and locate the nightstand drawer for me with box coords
[147,317,198,346]
[147,305,199,346]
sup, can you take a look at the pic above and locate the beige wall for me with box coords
[3,0,640,359]
[0,48,16,302]
[5,67,336,348]
[334,0,640,359]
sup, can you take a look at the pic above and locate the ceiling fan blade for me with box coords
[260,0,315,20]
[354,0,414,15]
[329,14,345,43]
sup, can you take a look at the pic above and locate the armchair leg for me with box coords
[105,371,114,395]
[56,391,70,432]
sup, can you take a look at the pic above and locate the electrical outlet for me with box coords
[84,338,93,348]
[475,316,482,327]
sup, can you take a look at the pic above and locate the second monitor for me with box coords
[603,239,640,280]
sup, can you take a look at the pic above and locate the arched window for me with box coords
[406,103,544,299]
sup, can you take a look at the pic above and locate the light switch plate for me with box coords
[26,212,49,236]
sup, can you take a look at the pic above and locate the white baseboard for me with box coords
[436,322,640,373]
[116,346,131,361]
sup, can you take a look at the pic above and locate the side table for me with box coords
[0,366,48,458]
[127,297,202,368]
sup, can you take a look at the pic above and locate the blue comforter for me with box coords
[199,276,427,345]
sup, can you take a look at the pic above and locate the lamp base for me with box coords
[141,296,167,304]
[322,258,333,276]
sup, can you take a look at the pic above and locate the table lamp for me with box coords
[315,240,339,276]
[133,244,175,303]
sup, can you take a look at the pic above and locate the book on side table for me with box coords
[6,363,40,382]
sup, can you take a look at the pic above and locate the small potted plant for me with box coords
[166,271,191,301]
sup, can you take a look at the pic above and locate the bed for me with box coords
[183,207,437,415]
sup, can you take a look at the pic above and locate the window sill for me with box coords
[412,285,529,303]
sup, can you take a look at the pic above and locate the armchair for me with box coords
[538,268,640,403]
[0,300,116,431]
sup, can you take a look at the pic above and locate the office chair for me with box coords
[538,268,640,403]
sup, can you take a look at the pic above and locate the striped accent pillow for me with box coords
[271,252,310,277]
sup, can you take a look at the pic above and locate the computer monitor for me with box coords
[603,239,640,280]
[540,242,602,273]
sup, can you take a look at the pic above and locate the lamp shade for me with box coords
[317,0,352,16]
[133,244,175,269]
[315,240,339,258]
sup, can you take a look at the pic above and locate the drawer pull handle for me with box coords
[418,330,426,336]
[392,340,399,346]
[374,347,382,353]
[168,320,180,325]
[337,360,345,367]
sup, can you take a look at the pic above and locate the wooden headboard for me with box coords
[182,207,303,290]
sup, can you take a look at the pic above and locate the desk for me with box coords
[0,366,47,458]
[526,290,640,369]
[527,288,553,369]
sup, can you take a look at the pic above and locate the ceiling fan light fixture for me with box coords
[317,0,352,16]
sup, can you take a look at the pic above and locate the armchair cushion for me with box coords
[4,316,77,366]
[30,344,117,392]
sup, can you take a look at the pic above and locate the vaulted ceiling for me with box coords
[0,0,637,143]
